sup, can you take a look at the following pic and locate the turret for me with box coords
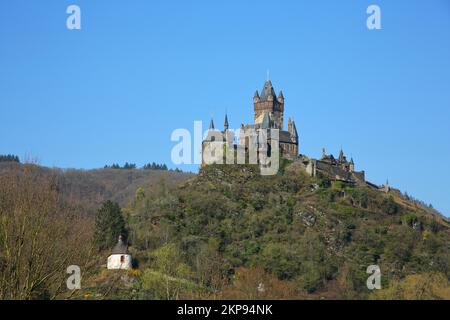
[277,90,284,103]
[253,90,260,103]
[338,149,345,163]
[291,120,298,143]
[384,179,390,193]
[349,157,355,172]
[224,114,229,132]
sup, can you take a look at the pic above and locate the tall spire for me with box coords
[291,120,298,140]
[338,149,345,163]
[224,113,229,131]
[209,117,215,130]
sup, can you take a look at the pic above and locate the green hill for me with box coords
[115,162,449,300]
[1,161,448,300]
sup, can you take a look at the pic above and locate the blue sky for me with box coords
[0,1,449,216]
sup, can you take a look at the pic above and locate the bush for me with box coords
[381,196,400,215]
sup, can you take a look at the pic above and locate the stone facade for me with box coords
[202,80,299,164]
[302,148,366,185]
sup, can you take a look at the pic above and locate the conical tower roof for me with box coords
[111,235,129,254]
[260,80,276,100]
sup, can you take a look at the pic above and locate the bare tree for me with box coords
[0,164,94,299]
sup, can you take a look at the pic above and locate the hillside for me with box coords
[0,162,194,215]
[78,162,449,300]
[1,161,448,300]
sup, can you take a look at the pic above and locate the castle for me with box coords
[302,148,366,185]
[202,79,379,187]
[202,80,299,163]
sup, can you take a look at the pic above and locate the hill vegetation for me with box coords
[0,161,448,299]
[83,163,449,300]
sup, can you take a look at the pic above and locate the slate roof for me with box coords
[260,80,276,100]
[111,235,129,255]
[279,131,295,143]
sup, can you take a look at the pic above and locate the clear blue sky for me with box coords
[1,1,449,216]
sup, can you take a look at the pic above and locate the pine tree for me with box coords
[93,201,128,251]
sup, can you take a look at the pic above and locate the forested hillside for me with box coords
[0,161,448,299]
[77,162,449,300]
[0,162,194,214]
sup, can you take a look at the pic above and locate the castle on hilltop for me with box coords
[202,79,384,188]
[202,80,299,163]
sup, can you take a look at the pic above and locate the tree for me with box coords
[140,243,194,299]
[0,154,20,163]
[94,201,127,251]
[381,196,400,215]
[218,267,297,299]
[0,164,93,299]
[370,273,450,300]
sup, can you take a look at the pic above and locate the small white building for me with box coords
[107,235,132,270]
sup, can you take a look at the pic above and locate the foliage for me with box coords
[122,163,449,299]
[0,154,20,163]
[94,201,128,251]
[143,162,168,170]
[381,196,400,215]
[104,162,137,169]
[370,273,450,300]
[0,165,93,299]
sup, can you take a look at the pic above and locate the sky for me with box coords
[0,0,449,216]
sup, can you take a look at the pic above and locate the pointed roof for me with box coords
[209,118,215,130]
[291,120,298,137]
[224,114,229,128]
[260,80,276,101]
[278,90,284,100]
[111,235,129,255]
[339,149,345,162]
[254,90,260,98]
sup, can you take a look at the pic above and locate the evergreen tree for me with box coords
[0,154,20,163]
[94,200,128,251]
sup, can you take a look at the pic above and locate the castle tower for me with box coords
[289,119,298,144]
[338,149,345,163]
[349,157,355,172]
[384,179,390,193]
[254,80,284,129]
